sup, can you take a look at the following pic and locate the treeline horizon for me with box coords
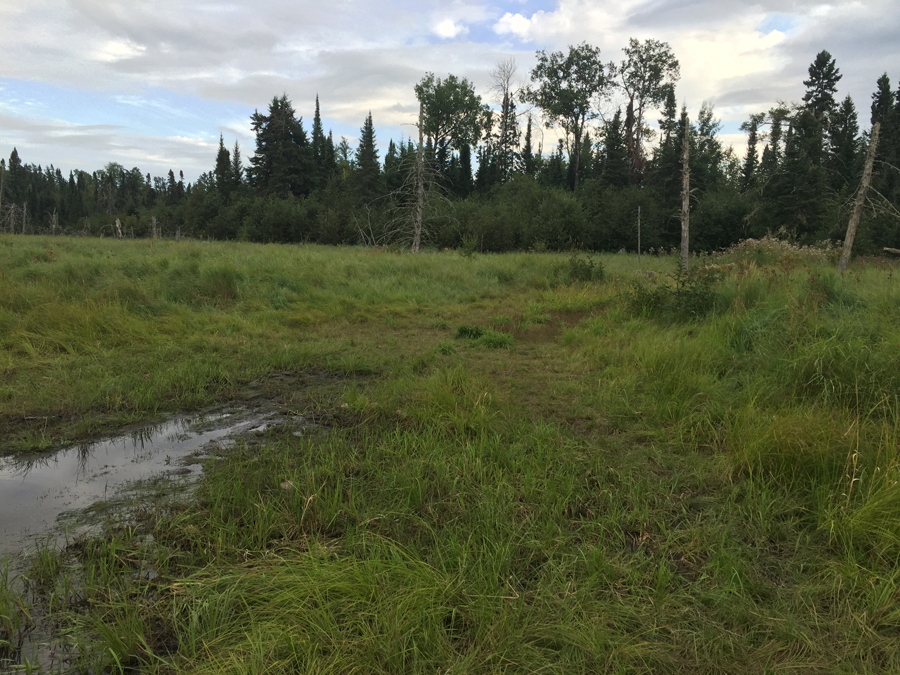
[1,41,898,255]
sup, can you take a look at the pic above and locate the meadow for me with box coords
[2,235,900,673]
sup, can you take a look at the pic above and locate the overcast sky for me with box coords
[1,0,897,181]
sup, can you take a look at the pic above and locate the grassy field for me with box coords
[3,235,900,673]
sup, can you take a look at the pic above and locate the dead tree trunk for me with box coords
[0,165,4,233]
[680,118,690,271]
[151,216,158,239]
[412,102,425,254]
[839,122,880,274]
[637,205,642,266]
[22,202,27,235]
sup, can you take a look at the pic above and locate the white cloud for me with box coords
[0,0,897,177]
[90,39,146,63]
[433,18,468,39]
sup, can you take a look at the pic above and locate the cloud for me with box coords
[1,0,897,179]
[433,19,468,39]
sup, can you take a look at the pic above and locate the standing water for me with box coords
[0,409,287,557]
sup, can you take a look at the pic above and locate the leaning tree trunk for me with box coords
[839,122,880,274]
[412,102,425,254]
[680,118,690,271]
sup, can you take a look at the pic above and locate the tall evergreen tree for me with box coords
[383,139,403,192]
[600,109,629,189]
[354,111,381,200]
[803,50,842,121]
[231,141,244,190]
[764,108,829,238]
[740,113,764,191]
[521,115,536,177]
[311,95,328,188]
[214,134,233,196]
[248,94,314,197]
[828,95,860,191]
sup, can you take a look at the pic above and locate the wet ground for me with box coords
[0,406,319,558]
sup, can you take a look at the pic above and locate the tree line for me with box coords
[1,41,898,254]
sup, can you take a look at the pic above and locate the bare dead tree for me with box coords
[839,122,880,274]
[680,117,691,270]
[48,208,58,235]
[0,162,5,233]
[413,102,426,253]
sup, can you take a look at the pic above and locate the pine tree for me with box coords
[355,112,381,200]
[494,88,520,182]
[600,109,629,188]
[384,139,403,192]
[248,94,314,197]
[870,73,893,126]
[740,113,763,191]
[214,134,233,196]
[458,144,473,196]
[231,141,244,190]
[803,50,842,121]
[312,95,328,188]
[764,108,829,238]
[522,115,536,177]
[827,95,859,191]
[575,130,594,186]
[869,75,900,207]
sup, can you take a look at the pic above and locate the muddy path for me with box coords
[0,370,351,559]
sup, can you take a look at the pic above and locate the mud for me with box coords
[0,406,320,558]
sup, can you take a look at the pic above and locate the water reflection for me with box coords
[0,410,272,557]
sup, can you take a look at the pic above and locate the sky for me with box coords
[1,0,897,182]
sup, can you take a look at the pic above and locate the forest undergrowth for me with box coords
[2,235,900,673]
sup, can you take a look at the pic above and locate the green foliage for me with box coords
[628,264,721,321]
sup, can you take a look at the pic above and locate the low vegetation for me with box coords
[3,235,900,673]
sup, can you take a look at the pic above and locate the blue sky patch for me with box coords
[758,13,797,35]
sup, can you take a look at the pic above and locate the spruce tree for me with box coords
[214,134,233,196]
[765,108,829,238]
[828,95,860,191]
[312,95,328,188]
[740,113,764,191]
[355,112,381,200]
[383,139,403,192]
[600,109,629,188]
[803,50,842,121]
[248,94,314,198]
[231,141,244,191]
[522,115,536,177]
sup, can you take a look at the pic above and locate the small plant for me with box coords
[436,340,456,355]
[474,328,513,349]
[555,252,605,284]
[627,265,721,321]
[456,325,484,339]
[458,234,479,258]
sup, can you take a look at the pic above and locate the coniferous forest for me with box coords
[1,43,899,254]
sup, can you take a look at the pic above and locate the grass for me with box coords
[3,235,900,672]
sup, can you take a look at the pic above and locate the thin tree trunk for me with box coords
[839,122,880,274]
[412,102,425,254]
[680,119,690,271]
[22,202,27,235]
[637,205,641,266]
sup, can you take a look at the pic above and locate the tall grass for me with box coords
[4,235,900,672]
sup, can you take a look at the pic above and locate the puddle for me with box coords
[0,408,315,558]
